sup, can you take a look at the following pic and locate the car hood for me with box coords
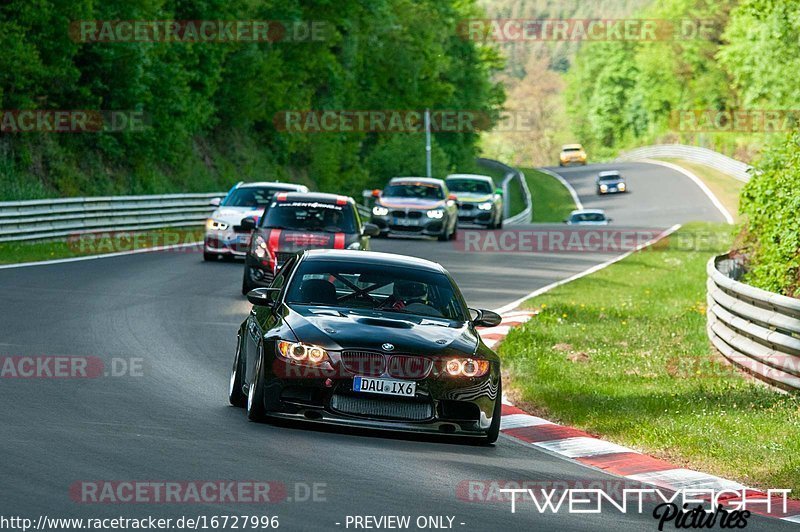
[210,206,265,226]
[284,306,479,356]
[453,193,493,203]
[377,197,446,210]
[260,228,354,252]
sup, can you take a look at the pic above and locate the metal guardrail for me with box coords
[0,193,224,242]
[707,255,800,391]
[476,158,532,225]
[616,144,752,182]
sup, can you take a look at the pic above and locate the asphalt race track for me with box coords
[0,162,790,531]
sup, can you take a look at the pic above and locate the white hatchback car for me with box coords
[564,209,611,225]
[204,181,308,260]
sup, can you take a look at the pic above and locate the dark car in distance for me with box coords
[369,177,458,240]
[229,250,504,444]
[595,170,627,195]
[241,192,379,294]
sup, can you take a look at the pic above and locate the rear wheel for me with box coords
[246,345,267,422]
[228,334,246,407]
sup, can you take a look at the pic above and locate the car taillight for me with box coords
[443,358,490,378]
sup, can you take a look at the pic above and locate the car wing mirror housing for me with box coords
[362,223,380,237]
[495,188,503,196]
[210,197,221,207]
[240,216,257,231]
[469,308,502,328]
[247,287,280,307]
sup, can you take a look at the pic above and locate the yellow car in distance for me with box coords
[559,144,587,166]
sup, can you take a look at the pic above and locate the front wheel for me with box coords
[203,251,217,261]
[228,334,246,407]
[482,380,502,445]
[246,345,267,422]
[242,265,254,295]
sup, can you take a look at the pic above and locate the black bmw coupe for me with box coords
[229,249,504,444]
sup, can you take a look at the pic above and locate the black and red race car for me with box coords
[240,192,380,294]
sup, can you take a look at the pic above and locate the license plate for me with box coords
[393,217,416,226]
[353,376,416,397]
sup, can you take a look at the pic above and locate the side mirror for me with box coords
[247,287,280,306]
[563,219,569,224]
[372,189,382,198]
[470,308,502,328]
[606,218,613,223]
[494,188,503,196]
[240,217,257,232]
[362,223,380,237]
[210,197,221,207]
[448,193,458,201]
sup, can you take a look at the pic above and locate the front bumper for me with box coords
[370,214,444,237]
[205,229,251,257]
[260,357,499,437]
[457,206,494,225]
[598,184,626,194]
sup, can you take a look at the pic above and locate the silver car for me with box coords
[204,181,308,260]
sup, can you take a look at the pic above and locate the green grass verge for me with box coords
[660,159,745,222]
[499,222,800,492]
[520,168,576,223]
[0,227,204,265]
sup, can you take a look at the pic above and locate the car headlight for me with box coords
[252,235,268,258]
[206,218,229,231]
[600,184,608,192]
[277,340,329,365]
[347,242,361,250]
[372,206,389,216]
[426,209,444,219]
[444,358,490,378]
[618,182,626,191]
[478,202,493,211]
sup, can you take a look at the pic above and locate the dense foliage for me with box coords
[0,0,504,200]
[739,134,800,296]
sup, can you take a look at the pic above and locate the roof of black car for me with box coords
[302,249,446,273]
[275,192,354,204]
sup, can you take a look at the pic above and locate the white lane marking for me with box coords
[0,242,203,270]
[636,158,734,225]
[784,515,800,523]
[627,469,746,491]
[534,437,639,458]
[500,414,554,429]
[493,223,682,314]
[537,167,583,210]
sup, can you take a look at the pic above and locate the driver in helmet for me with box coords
[389,280,428,311]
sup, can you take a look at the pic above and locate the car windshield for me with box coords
[285,260,468,321]
[571,212,606,223]
[446,179,493,194]
[261,201,356,233]
[599,174,620,182]
[222,186,286,207]
[562,147,582,152]
[382,183,444,200]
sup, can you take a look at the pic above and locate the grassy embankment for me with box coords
[500,222,800,492]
